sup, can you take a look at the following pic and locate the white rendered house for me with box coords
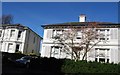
[41,15,120,63]
[0,24,42,55]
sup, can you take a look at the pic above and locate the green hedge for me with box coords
[61,60,120,73]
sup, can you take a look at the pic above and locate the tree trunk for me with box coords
[82,51,87,60]
[71,39,74,60]
[82,42,89,60]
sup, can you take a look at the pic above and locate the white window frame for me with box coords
[95,48,110,63]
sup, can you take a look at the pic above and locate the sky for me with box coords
[2,2,118,37]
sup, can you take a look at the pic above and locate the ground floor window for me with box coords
[50,46,62,58]
[8,43,13,52]
[95,58,109,63]
[15,44,20,52]
[95,48,110,63]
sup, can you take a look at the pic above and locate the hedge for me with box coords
[61,60,119,73]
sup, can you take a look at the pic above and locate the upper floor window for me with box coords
[10,30,15,37]
[76,37,81,39]
[52,30,64,38]
[100,38,105,40]
[96,29,109,32]
[100,29,105,31]
[0,30,2,37]
[106,29,109,31]
[18,31,22,39]
[76,31,82,39]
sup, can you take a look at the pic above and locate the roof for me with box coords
[0,24,43,39]
[0,24,26,28]
[41,22,120,29]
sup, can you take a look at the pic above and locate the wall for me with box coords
[24,29,41,55]
[41,29,53,57]
[0,26,41,56]
[118,28,120,63]
[0,28,26,53]
[41,27,120,63]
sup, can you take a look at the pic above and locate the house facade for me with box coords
[41,15,120,63]
[0,24,42,55]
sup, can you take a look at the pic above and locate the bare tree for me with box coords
[52,26,78,60]
[0,14,13,24]
[80,24,102,60]
[52,23,103,61]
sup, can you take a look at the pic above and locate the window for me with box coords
[56,30,63,34]
[0,30,2,37]
[99,58,105,63]
[53,46,59,54]
[106,29,109,31]
[96,29,109,32]
[95,58,98,62]
[107,38,109,40]
[100,38,105,40]
[8,43,13,51]
[95,48,110,63]
[76,31,81,39]
[18,31,22,39]
[96,29,99,31]
[32,50,34,53]
[10,30,15,37]
[76,37,81,39]
[51,46,62,58]
[15,44,20,52]
[100,29,105,31]
[52,30,63,38]
[33,37,35,43]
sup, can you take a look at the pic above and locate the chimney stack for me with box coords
[79,14,86,22]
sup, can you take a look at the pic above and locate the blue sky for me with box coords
[2,2,118,37]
